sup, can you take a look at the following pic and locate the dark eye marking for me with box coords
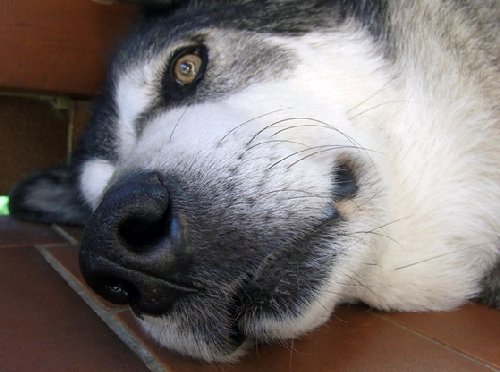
[162,45,208,101]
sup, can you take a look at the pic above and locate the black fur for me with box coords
[477,262,500,308]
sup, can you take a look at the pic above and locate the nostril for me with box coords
[119,210,171,251]
[79,171,193,315]
[95,277,140,305]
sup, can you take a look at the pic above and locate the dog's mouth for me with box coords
[80,159,359,361]
[225,287,250,347]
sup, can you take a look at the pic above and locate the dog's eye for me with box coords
[172,52,203,85]
[163,46,207,101]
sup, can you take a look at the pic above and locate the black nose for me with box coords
[79,171,197,315]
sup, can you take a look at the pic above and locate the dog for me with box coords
[10,0,499,363]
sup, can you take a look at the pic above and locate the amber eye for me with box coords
[173,53,203,85]
[163,46,207,100]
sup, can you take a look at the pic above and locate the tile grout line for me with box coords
[51,224,79,245]
[374,313,499,371]
[35,245,169,372]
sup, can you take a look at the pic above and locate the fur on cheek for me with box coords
[79,159,116,210]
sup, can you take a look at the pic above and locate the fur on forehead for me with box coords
[132,0,387,42]
[111,0,388,86]
[139,0,330,14]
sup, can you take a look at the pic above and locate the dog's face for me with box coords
[78,5,389,362]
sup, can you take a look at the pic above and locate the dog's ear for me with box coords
[9,165,91,226]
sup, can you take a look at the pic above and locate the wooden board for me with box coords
[0,96,69,194]
[0,0,138,97]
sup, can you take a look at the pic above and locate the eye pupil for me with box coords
[179,61,196,75]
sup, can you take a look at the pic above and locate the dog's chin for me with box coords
[137,315,284,363]
[134,289,332,363]
[138,311,247,363]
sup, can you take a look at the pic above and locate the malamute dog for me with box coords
[10,0,499,363]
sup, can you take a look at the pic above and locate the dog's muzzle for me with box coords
[79,171,199,315]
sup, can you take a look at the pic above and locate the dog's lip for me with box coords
[84,256,202,319]
[228,315,247,348]
[130,303,145,319]
[227,281,252,347]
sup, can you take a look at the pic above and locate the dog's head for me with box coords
[77,1,389,362]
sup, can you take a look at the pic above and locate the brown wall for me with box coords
[0,96,69,194]
[0,1,139,195]
[0,0,138,97]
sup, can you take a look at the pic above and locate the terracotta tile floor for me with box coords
[1,216,499,371]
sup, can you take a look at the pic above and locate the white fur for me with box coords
[80,159,115,210]
[115,72,145,159]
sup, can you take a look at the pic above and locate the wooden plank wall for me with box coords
[0,0,138,96]
[0,1,139,195]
